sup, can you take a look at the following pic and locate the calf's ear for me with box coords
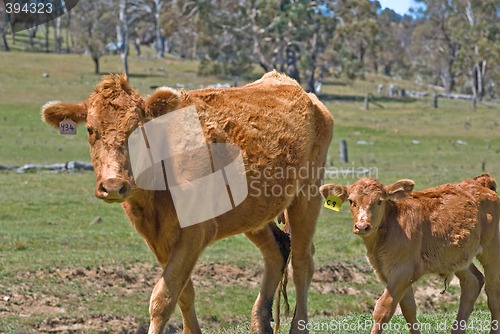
[319,184,349,202]
[385,179,414,201]
[41,101,87,128]
[145,87,181,118]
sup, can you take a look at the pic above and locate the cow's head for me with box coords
[41,74,180,203]
[320,178,414,236]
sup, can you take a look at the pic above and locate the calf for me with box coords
[320,175,500,334]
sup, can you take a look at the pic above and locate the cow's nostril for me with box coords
[98,182,108,194]
[119,184,127,196]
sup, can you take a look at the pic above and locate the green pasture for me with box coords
[1,50,499,333]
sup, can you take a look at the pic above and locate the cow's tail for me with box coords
[272,211,291,334]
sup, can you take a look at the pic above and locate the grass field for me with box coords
[1,48,500,333]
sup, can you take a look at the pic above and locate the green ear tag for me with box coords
[324,194,343,212]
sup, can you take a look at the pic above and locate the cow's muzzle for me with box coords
[96,178,132,202]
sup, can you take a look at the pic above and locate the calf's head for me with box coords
[41,74,180,203]
[320,178,414,236]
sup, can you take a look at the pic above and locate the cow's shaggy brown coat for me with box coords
[320,175,500,334]
[42,71,334,334]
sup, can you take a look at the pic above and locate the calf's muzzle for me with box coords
[354,222,371,234]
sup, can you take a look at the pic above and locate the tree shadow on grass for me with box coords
[318,93,417,104]
[127,73,166,79]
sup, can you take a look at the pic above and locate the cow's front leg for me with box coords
[178,278,201,334]
[148,226,212,334]
[399,287,420,334]
[372,270,413,334]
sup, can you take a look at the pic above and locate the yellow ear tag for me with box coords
[324,194,343,212]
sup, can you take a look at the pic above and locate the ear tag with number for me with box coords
[324,194,343,212]
[59,119,77,135]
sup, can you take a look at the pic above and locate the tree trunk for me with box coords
[253,35,273,72]
[442,50,456,94]
[250,7,273,72]
[474,59,486,101]
[28,26,37,48]
[1,33,9,51]
[93,56,100,74]
[54,17,62,53]
[306,33,318,93]
[285,43,300,83]
[358,43,366,80]
[44,24,49,52]
[117,0,130,78]
[154,0,164,58]
[1,11,9,51]
[306,65,316,94]
[65,12,72,53]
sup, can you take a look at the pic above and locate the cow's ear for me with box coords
[319,184,349,202]
[385,179,414,201]
[41,101,87,128]
[144,87,181,118]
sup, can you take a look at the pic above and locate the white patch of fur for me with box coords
[357,207,369,223]
[156,86,180,97]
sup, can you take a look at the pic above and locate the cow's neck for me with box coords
[121,188,180,265]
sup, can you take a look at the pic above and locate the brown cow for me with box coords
[42,71,334,334]
[320,175,500,334]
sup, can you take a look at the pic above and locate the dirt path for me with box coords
[0,261,460,333]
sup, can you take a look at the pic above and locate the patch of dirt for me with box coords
[0,261,466,333]
[311,262,371,295]
[192,262,262,288]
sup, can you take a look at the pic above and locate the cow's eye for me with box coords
[87,127,94,135]
[377,200,382,206]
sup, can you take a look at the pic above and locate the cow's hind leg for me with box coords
[246,222,290,334]
[287,192,321,333]
[452,264,484,334]
[478,238,500,334]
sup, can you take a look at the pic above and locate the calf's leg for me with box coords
[452,264,484,334]
[477,236,500,334]
[399,287,420,334]
[245,222,290,334]
[372,269,413,334]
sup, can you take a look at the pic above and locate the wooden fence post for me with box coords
[340,140,348,163]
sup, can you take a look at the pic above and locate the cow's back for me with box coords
[399,184,497,275]
[182,84,317,169]
[171,74,333,235]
